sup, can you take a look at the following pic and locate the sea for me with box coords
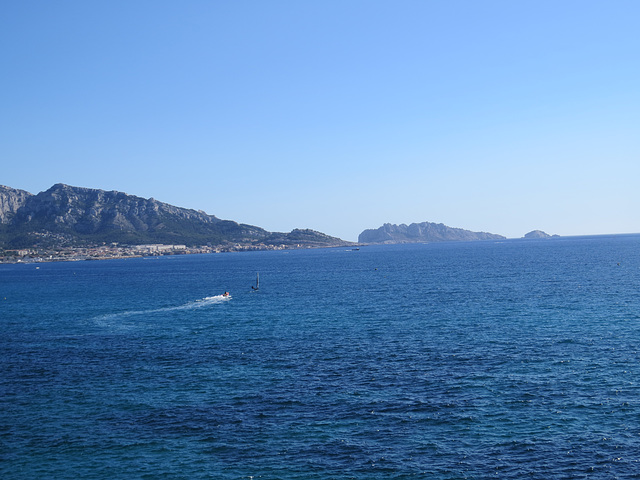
[2,234,640,479]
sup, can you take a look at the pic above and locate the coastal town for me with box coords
[0,242,298,264]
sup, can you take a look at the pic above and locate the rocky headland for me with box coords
[0,184,351,262]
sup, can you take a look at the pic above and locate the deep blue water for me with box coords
[2,235,640,479]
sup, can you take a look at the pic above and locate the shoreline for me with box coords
[0,241,357,264]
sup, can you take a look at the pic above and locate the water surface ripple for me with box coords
[2,235,640,479]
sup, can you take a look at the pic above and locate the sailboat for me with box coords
[251,272,259,291]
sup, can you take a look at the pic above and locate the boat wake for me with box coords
[176,294,232,311]
[93,294,231,323]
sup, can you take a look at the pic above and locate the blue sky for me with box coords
[2,1,639,241]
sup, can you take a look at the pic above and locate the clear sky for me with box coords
[2,1,639,241]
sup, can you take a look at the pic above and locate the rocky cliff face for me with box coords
[358,222,505,244]
[16,183,221,232]
[0,183,349,249]
[0,185,33,224]
[4,183,268,246]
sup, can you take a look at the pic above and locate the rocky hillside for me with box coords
[0,184,348,249]
[0,186,32,223]
[260,228,348,247]
[359,222,505,244]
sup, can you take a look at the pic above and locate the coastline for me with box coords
[0,241,356,264]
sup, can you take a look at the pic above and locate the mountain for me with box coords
[358,222,505,244]
[0,184,348,249]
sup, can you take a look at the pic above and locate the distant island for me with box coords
[358,222,505,244]
[0,184,351,262]
[523,230,560,239]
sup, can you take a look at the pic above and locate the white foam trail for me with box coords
[184,294,231,310]
[94,294,231,322]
